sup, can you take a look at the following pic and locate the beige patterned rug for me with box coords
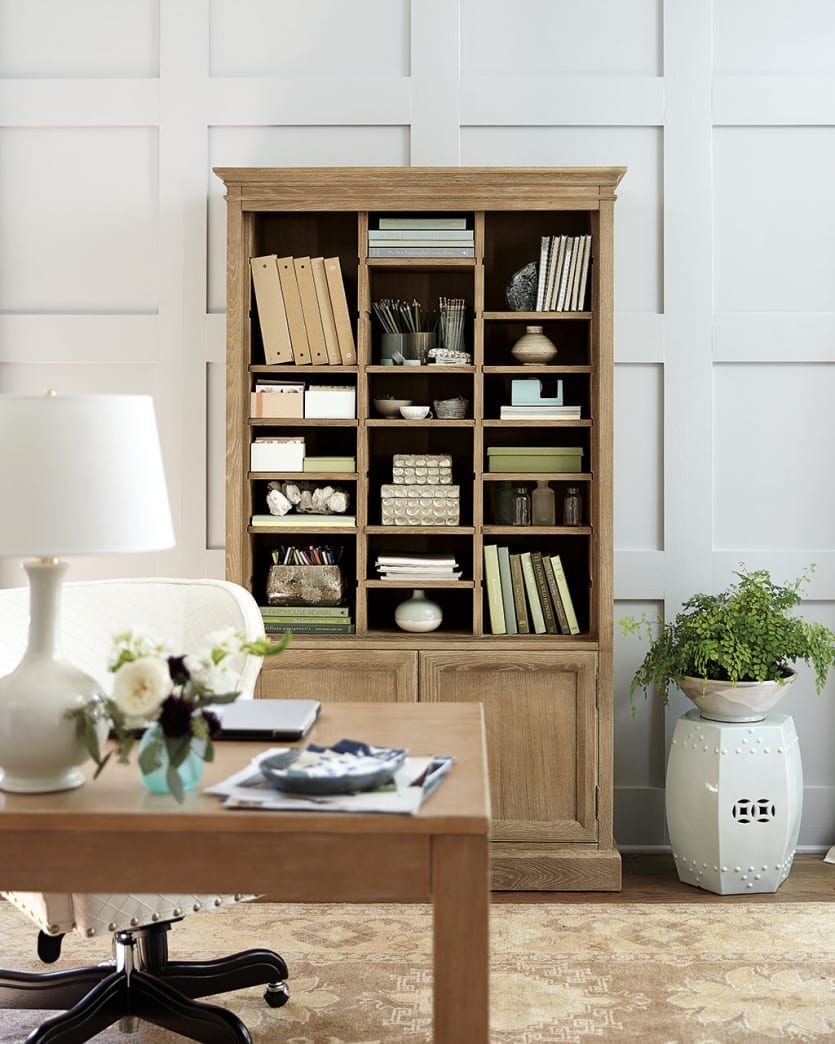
[1,899,834,1042]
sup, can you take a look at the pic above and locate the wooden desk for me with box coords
[0,701,490,1044]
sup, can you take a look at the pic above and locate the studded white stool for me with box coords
[665,710,803,895]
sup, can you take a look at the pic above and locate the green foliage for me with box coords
[620,565,835,716]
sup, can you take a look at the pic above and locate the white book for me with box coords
[555,237,576,311]
[535,236,550,311]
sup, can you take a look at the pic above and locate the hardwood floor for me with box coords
[492,853,835,904]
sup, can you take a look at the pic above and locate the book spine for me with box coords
[277,256,312,365]
[311,255,342,365]
[577,234,592,311]
[260,606,350,617]
[378,216,468,229]
[368,228,474,240]
[482,544,506,635]
[263,623,356,633]
[550,554,580,634]
[520,552,546,634]
[367,246,475,258]
[542,555,570,634]
[250,255,294,364]
[556,238,575,311]
[496,546,517,635]
[545,235,564,310]
[294,256,329,365]
[530,551,558,634]
[324,257,357,365]
[508,553,530,634]
[535,236,550,311]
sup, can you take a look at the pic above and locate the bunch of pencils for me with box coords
[439,297,466,351]
[372,298,438,334]
[272,545,344,565]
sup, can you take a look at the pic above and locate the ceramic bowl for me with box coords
[373,398,413,418]
[399,405,432,420]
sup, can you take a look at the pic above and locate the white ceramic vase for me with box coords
[510,325,557,365]
[394,589,442,633]
[679,671,796,723]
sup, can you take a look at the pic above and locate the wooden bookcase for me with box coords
[215,166,626,891]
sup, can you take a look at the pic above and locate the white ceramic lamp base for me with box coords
[665,711,802,895]
[0,560,100,793]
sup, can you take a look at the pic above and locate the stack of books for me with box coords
[499,404,581,420]
[534,234,592,312]
[367,216,474,258]
[375,554,461,582]
[250,254,356,365]
[483,545,580,636]
[260,604,355,634]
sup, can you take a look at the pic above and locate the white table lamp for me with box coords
[0,393,175,792]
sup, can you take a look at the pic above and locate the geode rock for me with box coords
[505,261,539,311]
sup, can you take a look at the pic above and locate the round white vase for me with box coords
[394,589,442,633]
[679,671,796,723]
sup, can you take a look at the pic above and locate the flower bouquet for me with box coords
[70,626,289,802]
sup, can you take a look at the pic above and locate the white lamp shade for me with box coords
[0,394,175,556]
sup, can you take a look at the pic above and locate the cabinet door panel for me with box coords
[420,651,597,842]
[257,649,417,702]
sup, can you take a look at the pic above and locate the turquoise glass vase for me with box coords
[138,724,205,795]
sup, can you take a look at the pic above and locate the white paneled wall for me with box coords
[1,0,833,848]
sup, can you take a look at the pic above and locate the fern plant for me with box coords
[620,565,835,715]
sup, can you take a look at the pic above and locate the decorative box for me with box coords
[303,456,356,473]
[266,564,344,606]
[486,446,583,474]
[380,484,460,526]
[250,437,305,472]
[304,386,356,419]
[392,453,453,485]
[251,389,304,418]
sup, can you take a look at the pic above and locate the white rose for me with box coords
[111,656,170,724]
[184,653,236,695]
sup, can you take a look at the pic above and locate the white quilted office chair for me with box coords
[0,577,289,1043]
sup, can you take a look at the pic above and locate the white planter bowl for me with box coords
[679,671,796,723]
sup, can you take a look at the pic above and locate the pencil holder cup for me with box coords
[266,565,344,606]
[406,332,437,365]
[380,332,410,364]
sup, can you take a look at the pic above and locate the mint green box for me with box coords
[487,446,584,473]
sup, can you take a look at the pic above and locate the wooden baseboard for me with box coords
[490,844,622,892]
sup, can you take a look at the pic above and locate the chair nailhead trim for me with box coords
[193,903,201,912]
[214,898,222,907]
[108,922,117,932]
[86,928,96,938]
[151,912,160,921]
[130,917,139,927]
[173,907,182,917]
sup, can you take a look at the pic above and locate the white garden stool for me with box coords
[665,711,803,895]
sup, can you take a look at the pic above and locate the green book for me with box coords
[260,605,350,617]
[530,551,558,635]
[520,552,546,635]
[550,554,580,634]
[508,553,530,634]
[482,544,506,635]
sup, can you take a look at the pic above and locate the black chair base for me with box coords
[0,921,289,1043]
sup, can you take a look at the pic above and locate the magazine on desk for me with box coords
[205,750,454,814]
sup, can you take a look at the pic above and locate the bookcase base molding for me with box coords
[218,166,625,892]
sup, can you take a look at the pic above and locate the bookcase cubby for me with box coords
[216,166,626,890]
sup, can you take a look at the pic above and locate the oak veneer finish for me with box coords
[0,702,490,1044]
[217,166,625,892]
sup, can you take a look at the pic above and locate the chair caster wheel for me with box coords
[265,980,290,1007]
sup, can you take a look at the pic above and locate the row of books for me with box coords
[367,216,474,259]
[260,603,355,634]
[375,554,462,582]
[483,545,580,636]
[250,254,356,366]
[535,234,592,312]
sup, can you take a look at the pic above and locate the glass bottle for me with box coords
[494,481,514,525]
[562,486,582,526]
[511,484,531,526]
[531,481,556,526]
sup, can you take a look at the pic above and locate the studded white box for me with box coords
[665,711,803,895]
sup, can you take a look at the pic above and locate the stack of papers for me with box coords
[205,750,454,814]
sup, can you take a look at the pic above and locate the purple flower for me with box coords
[158,694,197,738]
[201,709,222,738]
[167,655,190,686]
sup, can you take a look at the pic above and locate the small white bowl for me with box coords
[399,405,431,420]
[373,398,413,418]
